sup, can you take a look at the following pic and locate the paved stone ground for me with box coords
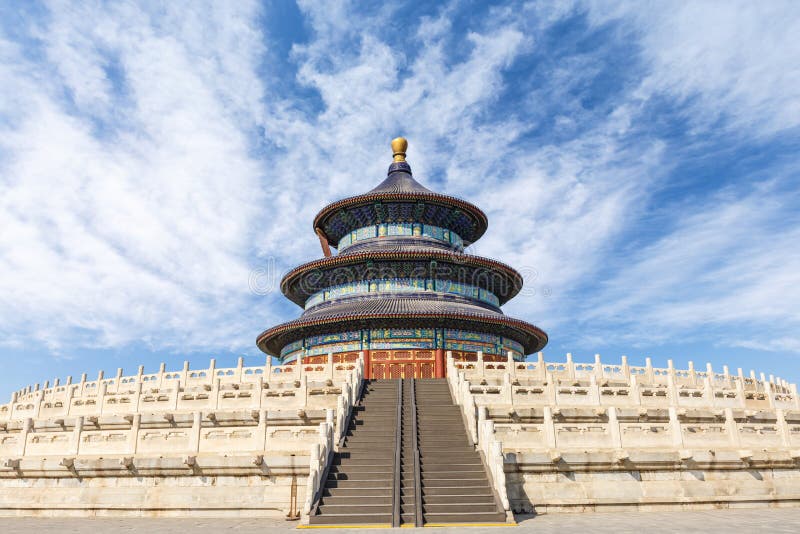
[2,509,800,533]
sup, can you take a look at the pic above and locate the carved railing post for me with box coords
[630,375,641,406]
[189,411,202,453]
[543,406,556,449]
[669,407,683,449]
[71,415,84,455]
[303,443,321,515]
[608,407,622,448]
[501,373,512,405]
[536,352,545,379]
[725,408,740,447]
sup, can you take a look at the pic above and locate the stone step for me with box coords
[340,444,395,451]
[340,445,395,452]
[417,441,471,447]
[418,455,479,463]
[323,487,392,498]
[349,421,396,426]
[422,511,507,524]
[332,460,395,469]
[336,452,395,460]
[321,495,393,506]
[420,477,490,487]
[422,485,495,496]
[326,474,393,484]
[346,434,396,443]
[421,460,483,469]
[419,448,477,455]
[416,419,464,424]
[344,432,398,438]
[343,439,397,446]
[350,420,398,426]
[421,469,487,479]
[309,512,393,525]
[329,465,393,474]
[423,502,499,514]
[324,479,392,489]
[423,493,496,504]
[346,430,398,436]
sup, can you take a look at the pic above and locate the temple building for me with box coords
[257,137,547,379]
[1,138,800,523]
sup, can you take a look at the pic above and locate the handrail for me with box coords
[392,378,403,528]
[307,362,364,518]
[411,378,423,527]
[304,417,335,516]
[337,377,364,448]
[308,438,335,518]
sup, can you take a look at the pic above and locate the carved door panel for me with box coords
[372,364,385,379]
[416,350,434,360]
[420,363,434,378]
[371,351,390,362]
[404,364,415,378]
[389,364,403,379]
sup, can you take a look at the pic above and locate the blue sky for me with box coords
[1,1,799,396]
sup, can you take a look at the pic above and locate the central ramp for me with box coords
[307,378,508,527]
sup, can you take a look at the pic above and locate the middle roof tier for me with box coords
[280,249,525,308]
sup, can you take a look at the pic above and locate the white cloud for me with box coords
[0,1,271,352]
[588,0,800,135]
[580,179,800,350]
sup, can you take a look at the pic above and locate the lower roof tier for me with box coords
[256,294,548,356]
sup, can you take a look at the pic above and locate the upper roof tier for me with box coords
[313,138,488,248]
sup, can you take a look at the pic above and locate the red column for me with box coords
[363,349,371,379]
[434,348,445,378]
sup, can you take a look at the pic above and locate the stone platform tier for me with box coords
[447,354,800,514]
[0,357,364,518]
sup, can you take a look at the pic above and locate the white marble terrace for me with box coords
[0,357,363,479]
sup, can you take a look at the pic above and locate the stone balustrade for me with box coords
[0,356,363,423]
[0,409,331,460]
[450,351,798,411]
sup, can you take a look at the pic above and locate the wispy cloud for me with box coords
[580,178,800,343]
[587,0,800,135]
[0,1,270,352]
[0,0,799,394]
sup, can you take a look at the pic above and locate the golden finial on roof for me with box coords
[391,136,408,162]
